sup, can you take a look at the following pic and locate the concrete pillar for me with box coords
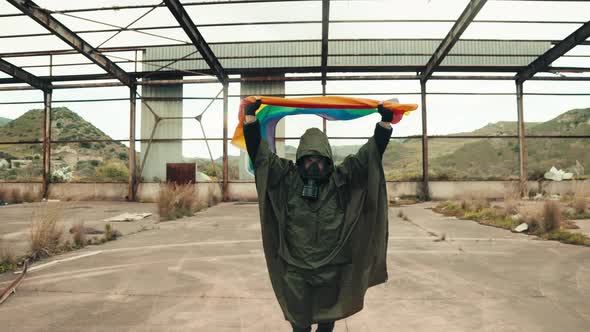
[140,77,183,182]
[239,75,286,180]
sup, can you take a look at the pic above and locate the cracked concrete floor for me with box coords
[0,202,589,331]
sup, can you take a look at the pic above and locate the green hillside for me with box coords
[0,117,11,127]
[0,107,129,182]
[1,106,587,182]
[276,107,589,181]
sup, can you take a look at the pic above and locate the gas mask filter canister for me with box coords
[298,157,329,200]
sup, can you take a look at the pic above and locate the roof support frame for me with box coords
[515,21,590,83]
[164,0,228,84]
[7,0,134,87]
[0,57,51,91]
[420,0,487,82]
[320,0,330,87]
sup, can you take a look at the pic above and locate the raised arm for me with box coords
[243,100,292,186]
[336,104,393,185]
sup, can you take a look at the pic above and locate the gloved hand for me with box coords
[377,103,393,123]
[245,99,262,116]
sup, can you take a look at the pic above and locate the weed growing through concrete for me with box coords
[541,201,561,233]
[1,204,124,275]
[71,222,86,248]
[22,190,38,203]
[158,183,206,221]
[434,199,590,247]
[11,188,23,204]
[0,237,17,273]
[104,223,121,241]
[29,204,64,260]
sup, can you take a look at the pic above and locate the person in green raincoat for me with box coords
[243,98,394,332]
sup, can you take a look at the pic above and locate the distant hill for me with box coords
[0,117,11,127]
[0,107,129,181]
[2,106,587,182]
[275,107,589,181]
[393,107,590,180]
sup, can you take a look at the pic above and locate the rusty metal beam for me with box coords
[128,86,137,201]
[516,21,590,83]
[320,0,330,87]
[420,0,487,82]
[222,82,229,201]
[42,90,52,198]
[0,57,51,91]
[7,0,134,87]
[420,81,430,201]
[516,82,527,192]
[164,0,228,84]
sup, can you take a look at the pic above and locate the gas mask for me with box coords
[297,155,331,200]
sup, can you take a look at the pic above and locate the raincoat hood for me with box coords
[296,128,334,162]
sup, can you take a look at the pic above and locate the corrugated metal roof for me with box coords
[143,39,553,71]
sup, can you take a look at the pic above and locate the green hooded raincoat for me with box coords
[252,127,389,327]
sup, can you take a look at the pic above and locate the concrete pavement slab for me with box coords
[0,202,588,331]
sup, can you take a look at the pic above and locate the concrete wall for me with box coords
[0,182,43,199]
[224,180,590,202]
[48,183,128,201]
[1,180,588,203]
[0,182,223,206]
[140,78,184,182]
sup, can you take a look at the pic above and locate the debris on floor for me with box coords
[514,223,529,233]
[544,166,573,181]
[0,260,29,305]
[103,212,152,222]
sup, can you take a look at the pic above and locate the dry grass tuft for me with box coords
[11,188,23,204]
[0,237,16,264]
[29,204,64,260]
[504,199,519,215]
[104,223,121,241]
[520,208,543,234]
[542,201,562,233]
[503,185,520,216]
[460,198,490,212]
[573,197,587,214]
[22,190,40,203]
[158,183,202,221]
[71,222,86,248]
[0,237,17,273]
[520,202,561,234]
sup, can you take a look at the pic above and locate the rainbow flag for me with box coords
[231,96,418,153]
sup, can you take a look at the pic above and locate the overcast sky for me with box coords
[0,0,588,159]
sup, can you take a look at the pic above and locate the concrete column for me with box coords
[128,85,137,201]
[140,77,183,182]
[42,89,52,198]
[516,81,527,193]
[420,81,430,201]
